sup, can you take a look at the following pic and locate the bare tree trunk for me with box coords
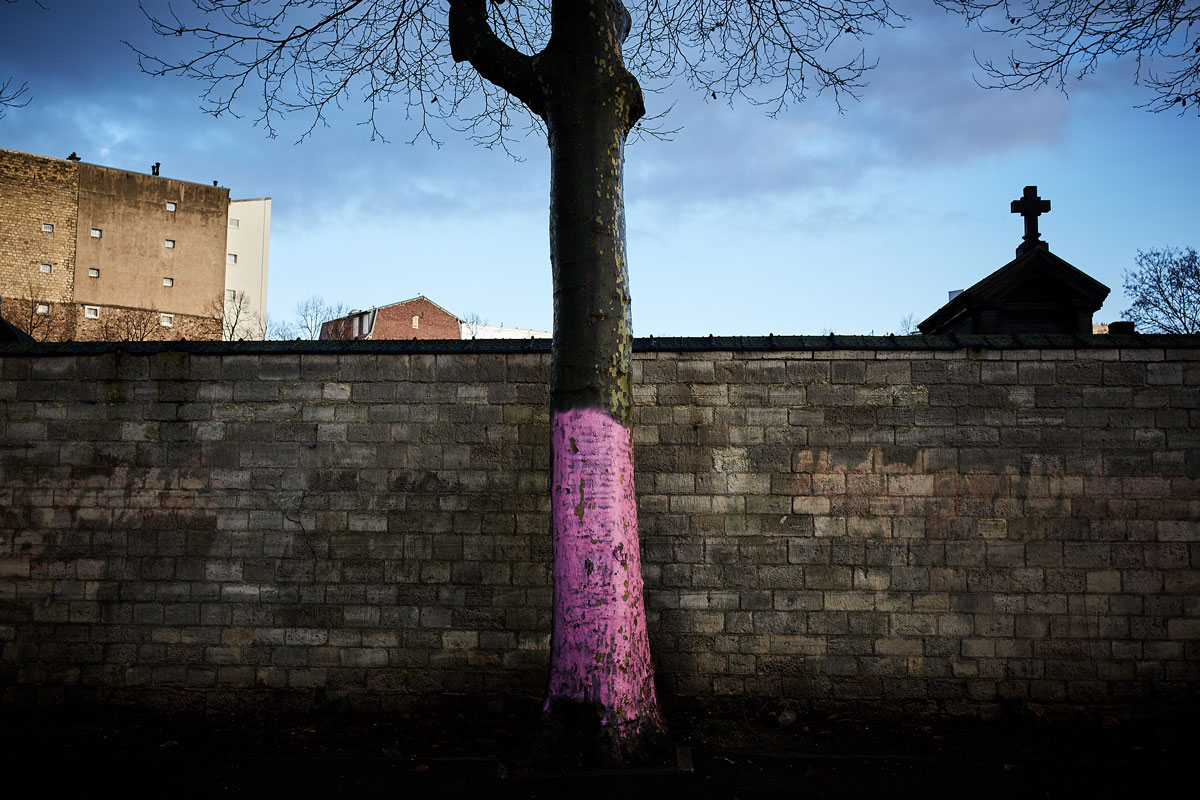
[540,7,661,760]
[452,0,661,764]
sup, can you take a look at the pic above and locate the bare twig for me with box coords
[936,0,1200,116]
[128,0,907,147]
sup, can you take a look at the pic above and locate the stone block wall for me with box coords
[1,337,1197,717]
[631,342,1200,712]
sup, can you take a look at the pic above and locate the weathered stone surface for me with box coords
[1,339,1198,717]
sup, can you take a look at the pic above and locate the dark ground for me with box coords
[1,700,1193,797]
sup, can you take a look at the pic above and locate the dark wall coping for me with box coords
[2,333,1199,358]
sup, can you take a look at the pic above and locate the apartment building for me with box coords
[0,148,269,341]
[225,197,271,339]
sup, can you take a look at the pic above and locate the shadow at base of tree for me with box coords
[1,702,1196,797]
[498,698,678,775]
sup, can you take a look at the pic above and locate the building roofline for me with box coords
[0,147,230,191]
[918,244,1111,333]
[231,197,272,203]
[0,315,36,344]
[351,295,463,323]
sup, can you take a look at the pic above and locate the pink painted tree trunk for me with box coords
[548,407,660,737]
[450,0,663,760]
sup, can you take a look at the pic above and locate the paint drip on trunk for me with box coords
[548,406,659,732]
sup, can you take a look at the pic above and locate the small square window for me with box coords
[84,306,99,319]
[39,264,52,274]
[90,228,102,238]
[164,239,175,249]
[163,277,174,287]
[88,268,100,278]
[41,222,54,233]
[227,253,237,264]
[412,315,420,329]
[225,289,236,300]
[36,304,50,315]
[160,314,174,327]
[166,202,177,212]
[229,218,239,228]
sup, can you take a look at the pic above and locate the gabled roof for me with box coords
[369,295,461,322]
[0,314,35,343]
[918,243,1110,335]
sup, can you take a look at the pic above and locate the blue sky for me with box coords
[2,1,1196,336]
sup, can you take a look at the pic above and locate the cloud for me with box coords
[621,7,1086,218]
[855,10,1075,159]
[6,0,1074,233]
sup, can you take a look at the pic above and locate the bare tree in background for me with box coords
[100,306,165,342]
[293,295,348,340]
[27,303,62,341]
[263,314,294,340]
[1,297,55,341]
[461,310,487,338]
[936,0,1200,114]
[1123,246,1200,333]
[214,290,266,340]
[135,0,914,764]
[2,274,65,341]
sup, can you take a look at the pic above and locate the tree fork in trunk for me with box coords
[451,0,663,765]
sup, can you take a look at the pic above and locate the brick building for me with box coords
[0,148,269,341]
[320,295,463,340]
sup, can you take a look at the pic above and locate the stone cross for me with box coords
[1011,185,1051,254]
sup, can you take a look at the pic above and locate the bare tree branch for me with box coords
[449,0,546,114]
[937,0,1200,115]
[460,309,486,337]
[625,1,906,116]
[1,0,45,118]
[128,1,906,145]
[100,306,164,342]
[1,277,61,341]
[0,76,31,118]
[263,313,294,339]
[292,294,347,339]
[213,289,266,339]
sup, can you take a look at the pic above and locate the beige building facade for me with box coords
[223,198,272,339]
[0,148,269,341]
